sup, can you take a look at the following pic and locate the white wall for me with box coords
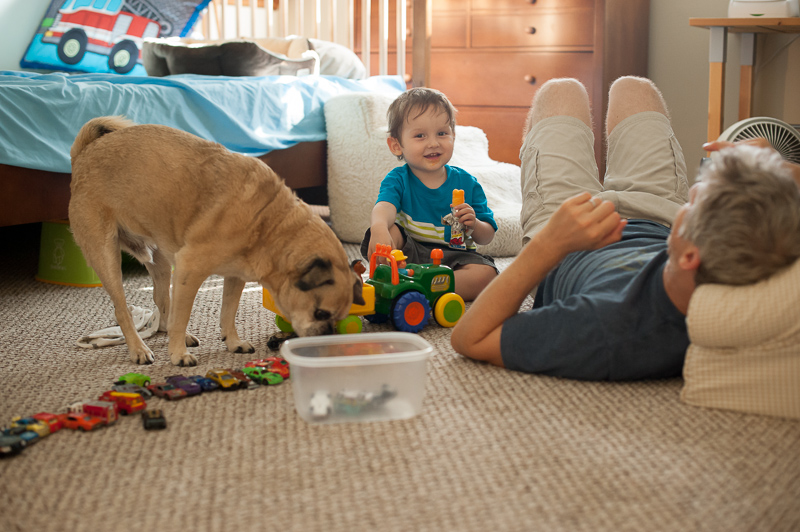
[0,0,49,71]
[649,0,800,179]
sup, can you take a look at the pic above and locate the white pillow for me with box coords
[681,259,800,419]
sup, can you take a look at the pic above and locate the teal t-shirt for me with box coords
[376,164,497,250]
[501,220,689,381]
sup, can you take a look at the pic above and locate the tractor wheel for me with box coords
[391,292,430,333]
[434,293,465,327]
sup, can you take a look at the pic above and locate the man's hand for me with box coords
[451,191,625,367]
[703,137,800,187]
[703,138,771,153]
[537,192,626,257]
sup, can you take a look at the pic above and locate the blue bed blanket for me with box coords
[0,71,404,173]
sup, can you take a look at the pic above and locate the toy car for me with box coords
[146,383,188,401]
[33,412,63,433]
[82,401,119,425]
[333,385,397,415]
[187,375,221,392]
[205,369,241,391]
[2,426,39,446]
[241,366,284,385]
[112,383,154,399]
[245,357,290,379]
[142,409,167,430]
[98,391,147,414]
[226,369,259,390]
[58,412,105,432]
[309,391,333,420]
[263,245,465,335]
[10,416,51,438]
[114,372,151,387]
[0,433,26,457]
[165,375,203,397]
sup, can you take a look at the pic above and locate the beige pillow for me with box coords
[681,258,800,419]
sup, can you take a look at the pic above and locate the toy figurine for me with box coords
[309,391,333,420]
[390,249,414,276]
[441,189,472,250]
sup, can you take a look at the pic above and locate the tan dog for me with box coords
[69,116,363,366]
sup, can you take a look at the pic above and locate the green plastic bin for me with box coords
[36,220,102,287]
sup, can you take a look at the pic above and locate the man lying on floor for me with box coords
[451,76,800,380]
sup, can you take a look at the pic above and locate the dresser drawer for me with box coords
[471,9,595,48]
[471,0,594,10]
[431,14,468,49]
[456,107,529,165]
[430,51,595,108]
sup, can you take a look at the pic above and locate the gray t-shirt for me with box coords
[501,220,688,380]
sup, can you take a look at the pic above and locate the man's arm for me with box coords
[451,193,626,366]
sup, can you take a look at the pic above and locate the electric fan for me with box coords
[718,117,800,164]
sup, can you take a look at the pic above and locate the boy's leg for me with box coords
[601,76,689,227]
[520,78,601,246]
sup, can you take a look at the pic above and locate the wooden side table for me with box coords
[689,17,800,142]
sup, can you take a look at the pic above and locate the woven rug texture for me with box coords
[1,222,799,532]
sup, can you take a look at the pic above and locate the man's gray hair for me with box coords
[681,145,800,285]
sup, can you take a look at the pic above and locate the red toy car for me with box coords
[147,383,188,400]
[33,412,63,433]
[58,412,105,432]
[244,357,290,379]
[98,391,146,414]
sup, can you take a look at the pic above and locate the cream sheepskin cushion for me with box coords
[681,258,800,419]
[325,92,523,257]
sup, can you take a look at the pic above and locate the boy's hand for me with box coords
[368,226,395,264]
[451,202,477,228]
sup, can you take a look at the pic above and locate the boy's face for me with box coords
[387,105,454,181]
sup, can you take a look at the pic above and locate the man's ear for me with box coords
[678,244,701,272]
[387,137,403,158]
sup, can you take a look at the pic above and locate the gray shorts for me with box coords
[360,225,498,272]
[519,111,690,245]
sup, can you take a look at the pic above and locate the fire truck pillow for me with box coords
[20,0,212,76]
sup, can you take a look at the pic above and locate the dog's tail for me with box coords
[71,116,137,161]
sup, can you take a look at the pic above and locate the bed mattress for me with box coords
[0,70,404,173]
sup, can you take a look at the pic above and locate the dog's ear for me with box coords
[295,257,333,291]
[352,273,365,306]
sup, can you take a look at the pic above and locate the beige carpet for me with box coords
[1,222,799,532]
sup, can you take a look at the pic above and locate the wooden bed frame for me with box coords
[0,0,430,227]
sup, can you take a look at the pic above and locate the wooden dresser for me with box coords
[358,0,650,168]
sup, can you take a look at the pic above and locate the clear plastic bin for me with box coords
[281,332,432,424]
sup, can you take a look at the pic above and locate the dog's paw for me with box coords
[223,337,255,354]
[170,351,198,367]
[130,346,155,365]
[185,333,200,348]
[233,341,255,354]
